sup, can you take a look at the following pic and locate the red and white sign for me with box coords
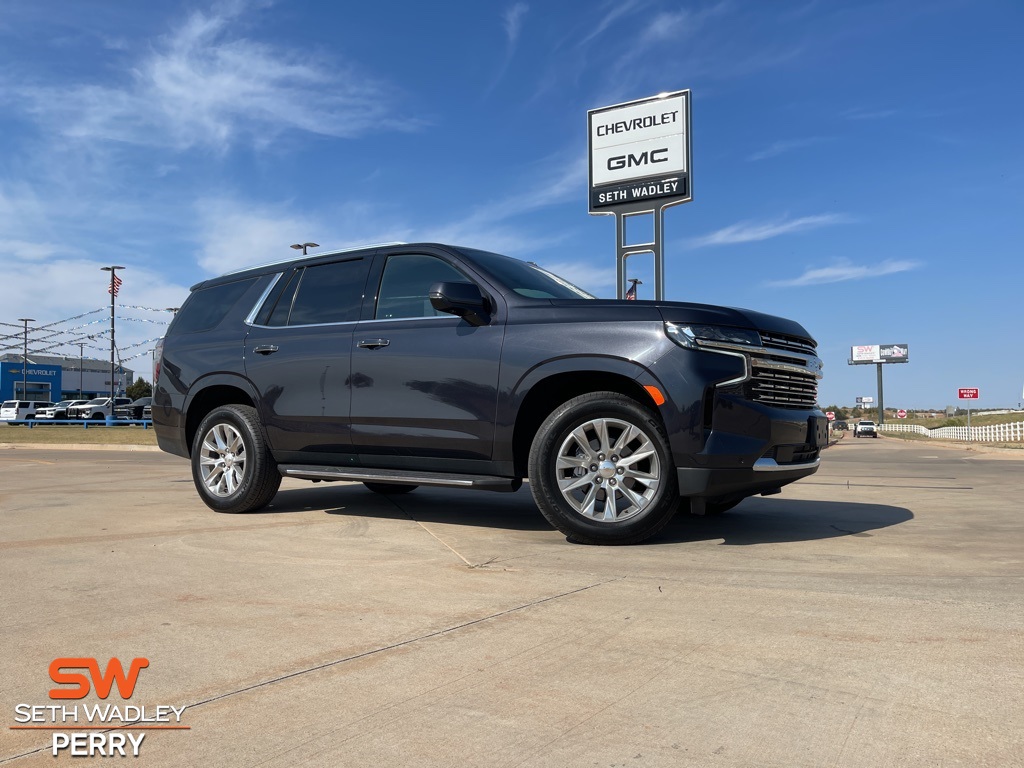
[958,388,979,399]
[825,411,835,421]
[897,409,907,419]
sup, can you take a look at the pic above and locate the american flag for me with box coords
[108,274,123,297]
[625,279,640,300]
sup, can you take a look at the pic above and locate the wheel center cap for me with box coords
[598,460,616,479]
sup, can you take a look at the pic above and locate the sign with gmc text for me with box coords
[958,388,979,399]
[588,90,691,212]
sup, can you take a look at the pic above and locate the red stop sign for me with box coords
[825,411,835,421]
[897,409,907,419]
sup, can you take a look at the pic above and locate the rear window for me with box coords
[170,278,258,335]
[1,401,15,409]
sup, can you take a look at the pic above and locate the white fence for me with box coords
[878,421,1024,442]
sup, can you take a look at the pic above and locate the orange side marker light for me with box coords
[643,385,666,406]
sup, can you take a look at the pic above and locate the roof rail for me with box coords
[221,242,407,276]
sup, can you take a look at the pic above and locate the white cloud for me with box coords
[503,3,529,45]
[195,199,326,275]
[537,261,616,294]
[0,258,190,364]
[843,107,898,121]
[768,258,922,287]
[688,213,852,247]
[8,3,416,152]
[747,136,829,161]
[0,239,70,261]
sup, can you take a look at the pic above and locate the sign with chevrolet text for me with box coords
[958,388,979,399]
[588,90,691,211]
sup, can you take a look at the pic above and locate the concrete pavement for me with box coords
[1,439,1021,766]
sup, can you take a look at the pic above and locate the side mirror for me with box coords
[428,281,490,326]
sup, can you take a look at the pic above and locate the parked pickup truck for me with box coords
[153,243,826,544]
[35,399,88,420]
[69,397,133,420]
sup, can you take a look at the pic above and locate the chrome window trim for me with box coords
[243,273,284,326]
[247,315,459,330]
[359,315,459,325]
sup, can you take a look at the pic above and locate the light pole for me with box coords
[78,342,85,399]
[17,318,34,400]
[101,266,125,413]
[290,242,319,256]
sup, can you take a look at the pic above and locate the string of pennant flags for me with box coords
[3,274,182,378]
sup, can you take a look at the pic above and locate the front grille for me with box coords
[746,334,819,409]
[748,366,819,408]
[760,333,817,355]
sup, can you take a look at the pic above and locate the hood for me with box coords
[546,299,814,343]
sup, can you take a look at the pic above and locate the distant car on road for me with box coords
[854,420,878,438]
[833,421,848,431]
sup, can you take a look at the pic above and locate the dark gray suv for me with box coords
[153,243,826,544]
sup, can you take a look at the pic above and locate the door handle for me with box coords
[357,339,390,349]
[253,344,279,355]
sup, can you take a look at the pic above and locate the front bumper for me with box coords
[677,458,820,499]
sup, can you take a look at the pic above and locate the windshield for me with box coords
[86,398,107,405]
[458,248,595,300]
[54,400,74,408]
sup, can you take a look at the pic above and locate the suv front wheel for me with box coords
[528,392,679,545]
[191,405,281,513]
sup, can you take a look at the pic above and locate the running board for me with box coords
[277,465,521,493]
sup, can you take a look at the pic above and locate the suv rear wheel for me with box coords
[191,405,281,513]
[528,392,679,544]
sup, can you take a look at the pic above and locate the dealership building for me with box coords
[0,354,136,402]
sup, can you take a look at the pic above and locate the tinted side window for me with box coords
[375,254,468,320]
[170,278,258,335]
[286,259,365,326]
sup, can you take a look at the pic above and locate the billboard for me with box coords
[850,343,909,364]
[588,90,691,212]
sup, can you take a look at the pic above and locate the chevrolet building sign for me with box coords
[588,90,691,212]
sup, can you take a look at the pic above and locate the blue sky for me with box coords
[0,0,1021,408]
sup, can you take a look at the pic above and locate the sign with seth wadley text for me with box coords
[588,91,691,212]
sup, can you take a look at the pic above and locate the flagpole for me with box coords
[101,266,125,417]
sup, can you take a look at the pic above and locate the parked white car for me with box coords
[68,397,132,420]
[1,400,55,423]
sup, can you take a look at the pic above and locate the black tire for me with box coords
[363,482,418,495]
[190,404,281,514]
[528,392,679,545]
[91,413,104,421]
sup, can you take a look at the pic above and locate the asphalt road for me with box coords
[0,438,1021,766]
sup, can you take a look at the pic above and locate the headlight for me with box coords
[665,322,761,350]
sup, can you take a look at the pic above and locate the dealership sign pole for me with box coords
[588,90,692,300]
[849,344,909,425]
